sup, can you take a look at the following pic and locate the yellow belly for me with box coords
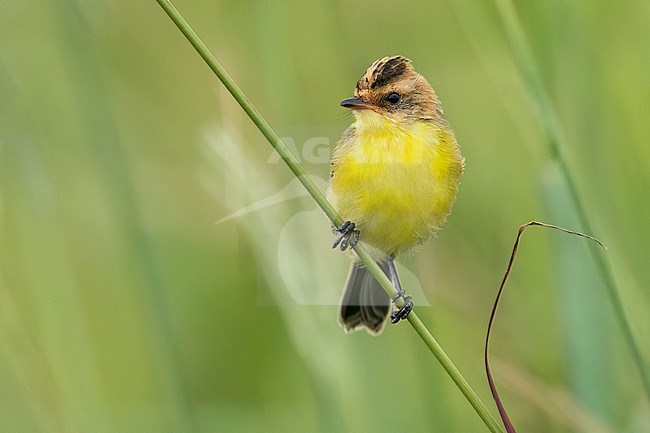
[328,117,463,256]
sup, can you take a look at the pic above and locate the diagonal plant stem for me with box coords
[154,0,505,431]
[493,0,650,397]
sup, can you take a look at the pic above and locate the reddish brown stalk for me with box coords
[485,221,605,433]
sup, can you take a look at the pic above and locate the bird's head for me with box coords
[340,56,443,125]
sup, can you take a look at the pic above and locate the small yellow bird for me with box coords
[328,56,464,335]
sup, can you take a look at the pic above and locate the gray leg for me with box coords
[386,255,403,293]
[386,256,413,323]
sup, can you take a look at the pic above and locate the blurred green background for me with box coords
[1,0,648,432]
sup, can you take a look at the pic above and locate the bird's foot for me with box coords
[332,221,360,251]
[390,289,413,323]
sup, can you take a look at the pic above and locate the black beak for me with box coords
[340,97,373,110]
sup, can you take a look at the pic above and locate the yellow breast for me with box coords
[328,112,464,256]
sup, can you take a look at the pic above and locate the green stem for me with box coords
[494,0,650,397]
[154,0,505,431]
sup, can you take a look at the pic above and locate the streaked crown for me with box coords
[349,56,444,122]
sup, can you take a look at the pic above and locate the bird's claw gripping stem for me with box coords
[332,221,360,251]
[390,289,413,323]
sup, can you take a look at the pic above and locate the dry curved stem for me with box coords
[486,221,606,433]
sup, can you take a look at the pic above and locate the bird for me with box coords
[327,55,464,335]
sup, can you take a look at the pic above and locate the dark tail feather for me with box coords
[339,261,392,335]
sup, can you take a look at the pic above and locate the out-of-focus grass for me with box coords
[0,0,648,432]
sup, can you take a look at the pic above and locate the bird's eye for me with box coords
[385,92,401,105]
